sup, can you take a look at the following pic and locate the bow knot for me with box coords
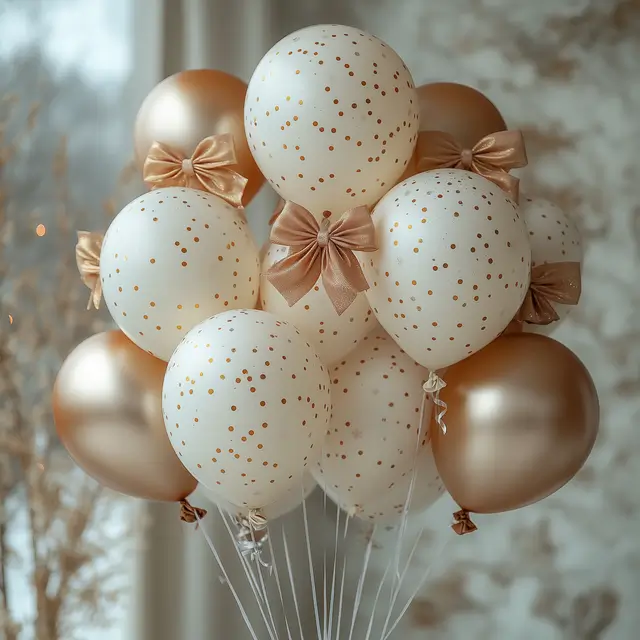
[75,231,104,310]
[516,261,581,325]
[143,133,247,208]
[451,510,478,536]
[266,202,377,315]
[416,130,528,202]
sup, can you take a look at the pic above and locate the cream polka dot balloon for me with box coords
[100,187,259,361]
[311,329,439,518]
[319,441,444,524]
[201,473,316,521]
[261,242,378,366]
[244,24,419,220]
[162,310,331,510]
[520,194,583,331]
[362,169,531,371]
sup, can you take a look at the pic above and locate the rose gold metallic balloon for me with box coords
[134,69,264,206]
[53,331,197,501]
[401,82,507,180]
[431,333,599,514]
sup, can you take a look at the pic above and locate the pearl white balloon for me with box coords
[162,310,331,509]
[362,169,531,370]
[519,195,583,333]
[244,24,419,219]
[319,443,444,524]
[261,243,378,366]
[100,187,260,361]
[312,329,436,516]
[201,473,316,521]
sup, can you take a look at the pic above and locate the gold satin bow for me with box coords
[75,231,104,310]
[416,130,528,202]
[451,509,478,536]
[142,134,248,208]
[266,202,377,315]
[516,261,581,325]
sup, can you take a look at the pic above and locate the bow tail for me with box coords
[322,245,370,315]
[265,245,322,308]
[472,161,520,202]
[516,289,560,325]
[196,167,248,208]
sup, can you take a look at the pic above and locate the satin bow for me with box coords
[416,130,528,202]
[266,202,377,315]
[142,133,248,208]
[451,509,478,536]
[516,261,581,325]
[75,230,104,310]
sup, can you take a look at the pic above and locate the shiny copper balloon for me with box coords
[417,82,506,148]
[134,69,264,206]
[431,333,599,514]
[53,331,197,501]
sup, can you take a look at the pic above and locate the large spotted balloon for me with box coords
[244,24,419,220]
[520,194,583,332]
[362,170,531,371]
[100,187,259,361]
[312,329,438,518]
[162,310,331,509]
[260,243,378,366]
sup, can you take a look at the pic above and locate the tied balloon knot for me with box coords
[516,261,582,325]
[451,509,478,536]
[423,371,448,434]
[75,230,104,310]
[266,201,378,315]
[416,129,528,202]
[143,133,248,208]
[235,511,271,569]
[179,499,208,527]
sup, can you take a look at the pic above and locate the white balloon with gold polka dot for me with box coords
[201,473,316,521]
[261,242,378,366]
[362,169,531,371]
[100,187,260,361]
[244,24,419,220]
[520,194,583,332]
[311,329,442,520]
[162,310,331,510]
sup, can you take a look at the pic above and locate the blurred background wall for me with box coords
[1,0,639,638]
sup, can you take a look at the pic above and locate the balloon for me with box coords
[244,24,418,219]
[362,169,531,370]
[100,187,260,361]
[260,243,377,366]
[431,333,599,514]
[417,82,506,149]
[202,473,316,521]
[312,329,440,517]
[162,310,331,510]
[134,69,264,206]
[53,331,196,501]
[519,195,583,331]
[321,444,444,524]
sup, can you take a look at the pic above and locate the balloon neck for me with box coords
[451,509,477,536]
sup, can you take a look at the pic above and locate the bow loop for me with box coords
[143,133,248,208]
[266,202,377,315]
[416,129,528,202]
[75,231,104,310]
[516,261,581,325]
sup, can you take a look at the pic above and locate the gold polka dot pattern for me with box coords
[520,194,583,333]
[362,169,532,370]
[244,24,419,220]
[100,187,260,362]
[260,242,378,366]
[162,310,331,509]
[311,329,443,521]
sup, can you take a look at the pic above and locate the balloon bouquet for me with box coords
[53,24,598,638]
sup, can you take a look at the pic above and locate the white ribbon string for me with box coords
[423,370,448,434]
